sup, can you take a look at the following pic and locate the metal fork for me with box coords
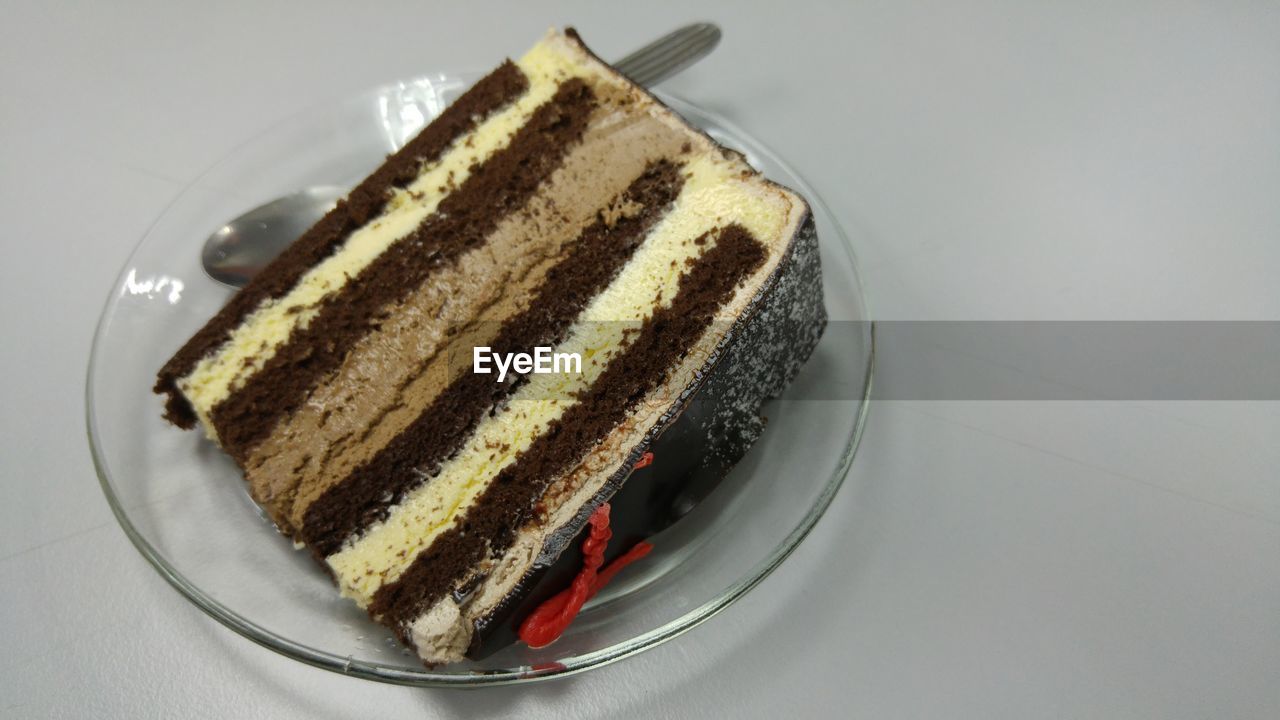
[614,23,722,86]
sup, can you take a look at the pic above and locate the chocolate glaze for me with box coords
[466,211,825,659]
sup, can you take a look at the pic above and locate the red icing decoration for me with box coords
[634,451,654,469]
[518,503,653,649]
[592,539,652,592]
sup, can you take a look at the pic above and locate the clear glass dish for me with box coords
[86,71,874,686]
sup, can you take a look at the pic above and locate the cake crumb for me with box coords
[600,198,643,228]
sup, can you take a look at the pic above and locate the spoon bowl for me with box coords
[200,186,343,287]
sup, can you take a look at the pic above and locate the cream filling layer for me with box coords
[326,153,791,607]
[176,40,599,437]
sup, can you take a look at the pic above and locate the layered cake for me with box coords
[155,28,826,665]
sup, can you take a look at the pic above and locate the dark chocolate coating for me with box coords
[467,210,826,659]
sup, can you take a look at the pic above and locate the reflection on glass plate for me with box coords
[87,71,873,686]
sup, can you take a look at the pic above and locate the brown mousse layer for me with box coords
[368,224,768,629]
[208,79,597,459]
[154,61,528,427]
[301,160,685,556]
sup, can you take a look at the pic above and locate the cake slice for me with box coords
[155,28,826,665]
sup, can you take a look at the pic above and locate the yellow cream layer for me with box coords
[327,153,791,607]
[176,39,601,438]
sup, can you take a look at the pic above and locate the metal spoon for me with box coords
[201,23,722,289]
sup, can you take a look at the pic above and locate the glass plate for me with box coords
[86,71,874,686]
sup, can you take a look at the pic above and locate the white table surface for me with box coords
[3,1,1278,717]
